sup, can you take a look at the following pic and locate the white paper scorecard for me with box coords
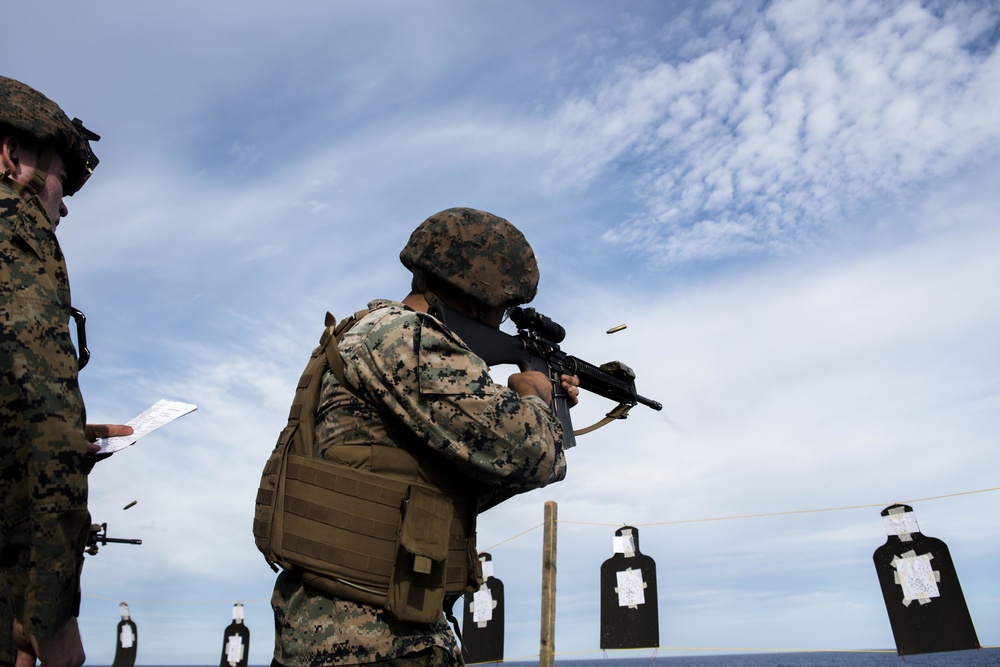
[95,399,198,454]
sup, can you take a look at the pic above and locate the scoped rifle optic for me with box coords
[429,304,662,448]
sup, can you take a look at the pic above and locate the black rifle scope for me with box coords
[510,307,566,344]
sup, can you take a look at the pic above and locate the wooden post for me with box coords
[539,501,557,667]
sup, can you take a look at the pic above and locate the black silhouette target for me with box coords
[112,603,137,667]
[600,526,658,649]
[872,504,979,656]
[462,553,505,664]
[220,602,251,667]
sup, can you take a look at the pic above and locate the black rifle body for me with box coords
[86,522,142,555]
[429,304,661,448]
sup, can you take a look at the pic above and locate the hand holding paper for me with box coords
[94,399,198,455]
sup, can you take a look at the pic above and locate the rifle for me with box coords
[86,522,142,556]
[429,304,662,448]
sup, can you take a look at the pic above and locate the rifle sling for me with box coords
[572,402,633,436]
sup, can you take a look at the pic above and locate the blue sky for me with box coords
[7,0,1000,663]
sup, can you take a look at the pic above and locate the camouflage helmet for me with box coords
[0,76,100,195]
[400,207,539,308]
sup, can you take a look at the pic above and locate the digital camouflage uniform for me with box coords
[272,299,566,666]
[0,179,90,663]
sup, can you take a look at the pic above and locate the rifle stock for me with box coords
[428,304,661,448]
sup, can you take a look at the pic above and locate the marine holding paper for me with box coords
[0,76,131,667]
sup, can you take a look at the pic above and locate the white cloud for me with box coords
[546,0,1000,263]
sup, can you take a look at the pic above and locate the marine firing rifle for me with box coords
[429,304,662,448]
[86,522,142,556]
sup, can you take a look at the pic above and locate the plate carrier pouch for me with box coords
[253,310,482,624]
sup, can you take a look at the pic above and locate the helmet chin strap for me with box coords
[421,290,445,309]
[418,274,494,324]
[424,289,495,326]
[5,144,53,199]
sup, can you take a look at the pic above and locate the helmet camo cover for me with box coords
[400,207,539,308]
[0,76,99,195]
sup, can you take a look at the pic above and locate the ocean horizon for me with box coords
[101,646,1000,667]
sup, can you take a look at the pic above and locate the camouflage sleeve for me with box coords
[0,197,90,638]
[342,307,566,501]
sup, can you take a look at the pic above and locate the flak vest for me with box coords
[253,310,482,624]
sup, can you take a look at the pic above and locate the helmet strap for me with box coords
[6,144,53,199]
[418,274,495,325]
[407,272,451,314]
[22,145,53,198]
[421,290,443,308]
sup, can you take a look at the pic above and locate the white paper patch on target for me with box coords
[616,568,646,608]
[473,587,495,625]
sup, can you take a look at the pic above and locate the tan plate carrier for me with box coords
[253,311,481,624]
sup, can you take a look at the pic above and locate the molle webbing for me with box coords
[282,453,403,581]
[279,452,475,598]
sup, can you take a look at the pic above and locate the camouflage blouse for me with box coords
[0,181,90,659]
[272,299,567,666]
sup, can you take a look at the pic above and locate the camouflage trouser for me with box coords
[0,571,12,667]
[271,646,460,667]
[366,646,458,666]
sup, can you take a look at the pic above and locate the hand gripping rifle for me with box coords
[429,304,662,448]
